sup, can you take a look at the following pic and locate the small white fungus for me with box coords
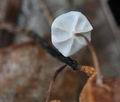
[51,11,93,57]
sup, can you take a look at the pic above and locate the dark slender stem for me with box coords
[27,31,79,70]
[45,64,67,102]
[0,21,79,70]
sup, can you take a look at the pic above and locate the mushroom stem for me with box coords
[45,64,67,102]
[0,21,79,70]
[76,33,103,85]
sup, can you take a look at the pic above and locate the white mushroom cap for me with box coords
[51,11,93,57]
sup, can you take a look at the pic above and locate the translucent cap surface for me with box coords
[51,11,93,57]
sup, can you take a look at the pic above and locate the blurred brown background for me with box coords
[0,0,120,102]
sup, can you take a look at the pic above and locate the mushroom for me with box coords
[51,11,106,87]
[51,11,93,57]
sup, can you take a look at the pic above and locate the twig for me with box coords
[0,21,79,70]
[45,64,67,102]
